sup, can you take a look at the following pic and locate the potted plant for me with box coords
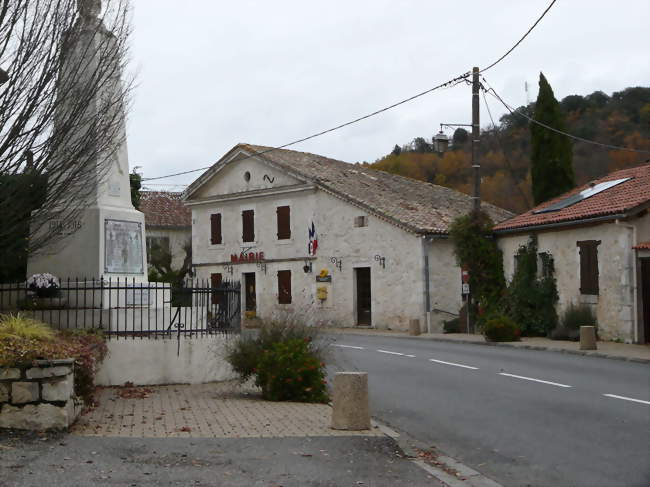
[27,273,61,298]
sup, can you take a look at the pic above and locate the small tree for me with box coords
[449,211,506,317]
[530,73,575,205]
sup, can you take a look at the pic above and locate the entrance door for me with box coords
[355,267,371,326]
[243,272,256,312]
[642,259,650,343]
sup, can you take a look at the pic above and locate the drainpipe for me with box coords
[421,235,431,333]
[615,219,638,343]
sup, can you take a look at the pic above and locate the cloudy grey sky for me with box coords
[126,0,650,189]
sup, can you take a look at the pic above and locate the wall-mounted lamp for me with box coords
[374,254,386,269]
[330,257,342,272]
[303,260,313,273]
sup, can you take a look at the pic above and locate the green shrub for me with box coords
[256,338,328,403]
[443,318,460,334]
[483,315,521,342]
[0,313,56,341]
[551,304,597,341]
[225,318,329,403]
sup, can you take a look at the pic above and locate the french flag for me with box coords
[308,222,318,255]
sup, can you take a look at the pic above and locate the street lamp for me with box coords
[433,130,449,154]
[0,68,8,85]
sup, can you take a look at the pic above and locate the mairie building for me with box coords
[183,143,512,331]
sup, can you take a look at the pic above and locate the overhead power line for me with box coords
[480,0,558,73]
[142,73,470,182]
[484,82,650,154]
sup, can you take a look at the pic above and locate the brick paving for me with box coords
[71,382,382,438]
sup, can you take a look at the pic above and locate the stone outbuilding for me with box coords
[183,143,511,331]
[140,191,191,271]
[494,163,650,343]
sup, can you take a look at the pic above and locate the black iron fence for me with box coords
[0,277,241,339]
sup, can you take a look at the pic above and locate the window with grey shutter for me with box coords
[577,240,600,295]
[276,206,291,240]
[242,210,255,242]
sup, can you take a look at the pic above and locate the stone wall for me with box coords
[0,359,81,430]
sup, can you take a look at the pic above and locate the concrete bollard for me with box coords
[409,319,421,336]
[580,326,597,350]
[331,372,370,431]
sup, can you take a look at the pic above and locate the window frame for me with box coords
[242,209,255,243]
[210,213,222,245]
[577,240,600,295]
[276,205,291,240]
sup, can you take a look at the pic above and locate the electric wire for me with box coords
[142,74,470,182]
[481,90,532,207]
[480,0,558,73]
[483,80,650,154]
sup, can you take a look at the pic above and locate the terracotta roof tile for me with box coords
[192,144,513,235]
[140,191,191,228]
[634,241,650,250]
[494,164,650,233]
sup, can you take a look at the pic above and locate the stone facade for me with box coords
[184,144,512,331]
[0,359,81,430]
[497,214,650,343]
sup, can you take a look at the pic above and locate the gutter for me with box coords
[494,213,629,235]
[615,219,639,343]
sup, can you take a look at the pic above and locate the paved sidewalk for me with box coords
[72,382,382,438]
[325,327,650,362]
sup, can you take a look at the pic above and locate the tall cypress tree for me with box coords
[530,73,575,205]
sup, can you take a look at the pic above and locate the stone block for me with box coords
[0,383,9,402]
[409,319,421,336]
[12,382,39,404]
[0,402,73,430]
[331,372,370,431]
[580,326,597,350]
[42,376,74,402]
[26,366,72,379]
[0,368,21,380]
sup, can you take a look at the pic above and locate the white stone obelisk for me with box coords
[27,0,147,282]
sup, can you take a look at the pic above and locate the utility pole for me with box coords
[471,66,481,213]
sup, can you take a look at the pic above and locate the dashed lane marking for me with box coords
[332,344,365,350]
[499,372,572,388]
[429,358,479,370]
[377,349,415,357]
[603,394,650,405]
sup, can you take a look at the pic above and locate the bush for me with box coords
[0,314,107,405]
[225,318,329,403]
[483,315,521,342]
[443,318,460,334]
[256,338,328,403]
[552,304,597,341]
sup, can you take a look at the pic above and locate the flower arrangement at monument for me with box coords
[27,273,61,298]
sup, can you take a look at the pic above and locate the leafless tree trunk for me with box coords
[0,0,133,279]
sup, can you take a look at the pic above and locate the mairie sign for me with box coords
[230,251,265,263]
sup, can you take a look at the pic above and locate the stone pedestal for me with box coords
[409,319,421,336]
[580,326,597,350]
[331,372,370,431]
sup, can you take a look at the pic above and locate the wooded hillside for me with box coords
[368,87,650,213]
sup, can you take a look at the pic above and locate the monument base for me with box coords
[27,205,147,283]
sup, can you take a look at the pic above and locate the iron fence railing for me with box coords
[0,277,241,339]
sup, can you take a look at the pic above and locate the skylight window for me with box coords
[533,177,632,214]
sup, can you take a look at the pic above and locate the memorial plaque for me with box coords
[104,219,144,274]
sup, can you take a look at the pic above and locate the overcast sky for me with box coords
[126,0,650,189]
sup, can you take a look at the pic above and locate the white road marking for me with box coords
[603,394,650,405]
[404,354,416,358]
[377,349,405,356]
[429,359,479,370]
[333,344,365,350]
[499,372,572,388]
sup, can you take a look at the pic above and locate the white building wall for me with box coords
[498,214,650,342]
[187,159,463,331]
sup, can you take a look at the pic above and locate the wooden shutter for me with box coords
[210,213,222,244]
[277,270,292,304]
[578,241,600,295]
[276,206,291,240]
[242,210,255,242]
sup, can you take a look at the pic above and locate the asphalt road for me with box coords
[326,334,650,487]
